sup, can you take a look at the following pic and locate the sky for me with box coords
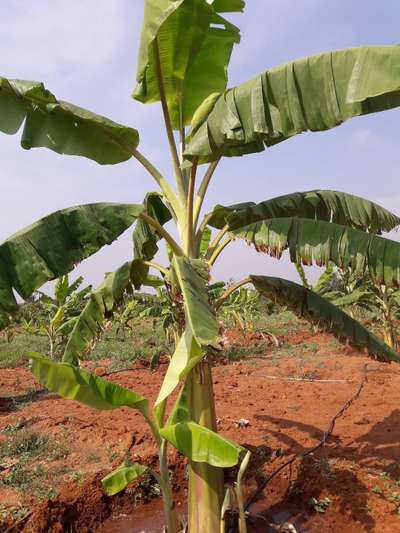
[1,0,400,294]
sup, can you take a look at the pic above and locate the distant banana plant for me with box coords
[210,283,260,331]
[3,2,400,530]
[37,275,92,358]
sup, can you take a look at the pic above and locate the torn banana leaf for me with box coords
[208,190,400,234]
[232,217,400,286]
[186,45,400,162]
[251,276,400,363]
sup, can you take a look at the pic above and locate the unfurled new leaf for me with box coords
[0,77,139,164]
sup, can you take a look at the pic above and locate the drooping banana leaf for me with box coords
[29,352,149,414]
[133,0,243,128]
[102,462,149,496]
[186,45,400,161]
[160,420,244,467]
[208,190,400,233]
[0,78,139,164]
[133,192,172,261]
[0,203,142,330]
[173,256,218,345]
[63,261,138,364]
[232,217,400,286]
[131,192,172,289]
[251,276,400,363]
[155,327,203,406]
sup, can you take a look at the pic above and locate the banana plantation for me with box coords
[1,1,400,532]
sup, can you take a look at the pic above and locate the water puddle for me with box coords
[99,497,186,533]
[99,497,314,533]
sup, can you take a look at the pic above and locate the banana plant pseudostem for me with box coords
[2,1,400,531]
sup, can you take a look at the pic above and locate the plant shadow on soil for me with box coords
[253,410,400,532]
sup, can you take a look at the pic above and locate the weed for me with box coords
[106,444,118,463]
[87,452,101,463]
[309,496,332,513]
[371,486,384,496]
[33,485,58,499]
[0,429,48,459]
[70,471,84,485]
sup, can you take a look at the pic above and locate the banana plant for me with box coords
[3,2,400,531]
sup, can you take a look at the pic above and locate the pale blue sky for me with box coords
[1,1,400,291]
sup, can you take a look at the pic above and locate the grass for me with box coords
[0,426,69,499]
[0,318,171,370]
[0,428,49,459]
[0,426,68,462]
[0,332,48,368]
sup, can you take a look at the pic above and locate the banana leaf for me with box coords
[134,0,243,127]
[0,77,139,164]
[186,45,400,161]
[232,217,400,286]
[251,276,400,363]
[173,256,218,345]
[133,192,172,261]
[0,203,142,330]
[29,352,149,414]
[208,190,400,234]
[160,420,243,467]
[63,261,140,364]
[155,328,203,406]
[102,462,149,496]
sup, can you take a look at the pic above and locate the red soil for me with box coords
[1,329,400,532]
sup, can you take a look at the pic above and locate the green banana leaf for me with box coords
[102,462,149,496]
[208,190,400,233]
[133,192,172,262]
[29,353,149,414]
[186,45,400,161]
[63,261,137,364]
[134,0,243,128]
[173,256,218,345]
[131,192,172,289]
[0,203,142,330]
[0,77,139,164]
[232,217,400,286]
[160,420,243,467]
[155,328,203,406]
[250,276,400,363]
